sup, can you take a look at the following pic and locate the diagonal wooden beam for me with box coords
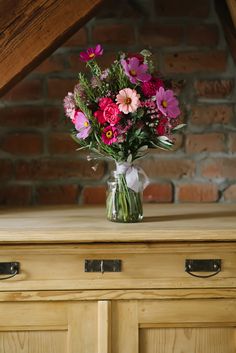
[226,0,236,28]
[0,0,104,97]
[215,0,236,64]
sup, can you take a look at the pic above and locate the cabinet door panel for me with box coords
[112,299,236,353]
[0,301,98,353]
[140,327,235,353]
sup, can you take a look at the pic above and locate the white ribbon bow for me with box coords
[116,162,149,193]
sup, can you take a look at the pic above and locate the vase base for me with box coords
[107,214,143,223]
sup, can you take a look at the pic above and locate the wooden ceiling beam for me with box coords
[215,0,236,64]
[226,0,236,28]
[0,0,104,97]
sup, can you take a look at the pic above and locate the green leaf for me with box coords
[172,124,186,131]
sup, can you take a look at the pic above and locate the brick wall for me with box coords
[0,0,235,206]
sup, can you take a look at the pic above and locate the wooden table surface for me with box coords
[0,203,235,243]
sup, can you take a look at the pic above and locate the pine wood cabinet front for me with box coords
[0,204,235,353]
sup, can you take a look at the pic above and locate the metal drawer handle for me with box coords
[185,259,221,278]
[85,260,121,273]
[0,262,20,280]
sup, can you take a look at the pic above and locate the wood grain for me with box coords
[226,0,236,28]
[112,301,138,353]
[2,288,236,302]
[98,301,111,353]
[215,0,236,64]
[0,0,104,96]
[0,204,235,243]
[0,331,67,353]
[140,327,236,353]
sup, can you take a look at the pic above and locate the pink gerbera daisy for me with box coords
[102,126,118,145]
[121,57,151,84]
[74,111,91,139]
[116,88,140,114]
[80,44,103,62]
[156,87,180,118]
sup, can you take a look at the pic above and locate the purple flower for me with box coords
[156,87,180,118]
[80,44,103,62]
[121,57,151,84]
[74,111,91,139]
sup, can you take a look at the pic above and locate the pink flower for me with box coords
[94,110,106,124]
[116,88,140,114]
[127,53,144,64]
[103,103,121,125]
[99,97,113,110]
[80,44,103,62]
[121,57,151,84]
[141,77,164,97]
[74,111,91,139]
[63,92,75,119]
[156,87,180,118]
[102,126,118,145]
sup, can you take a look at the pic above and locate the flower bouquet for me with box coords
[64,44,183,222]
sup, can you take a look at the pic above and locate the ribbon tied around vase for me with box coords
[116,162,149,193]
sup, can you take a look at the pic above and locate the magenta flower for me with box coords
[74,111,91,139]
[94,110,106,124]
[99,97,113,110]
[121,57,151,84]
[141,77,164,97]
[156,87,180,118]
[103,103,121,125]
[80,44,103,62]
[102,126,118,145]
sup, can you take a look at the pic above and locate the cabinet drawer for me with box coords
[0,243,235,291]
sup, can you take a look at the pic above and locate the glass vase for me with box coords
[106,170,143,223]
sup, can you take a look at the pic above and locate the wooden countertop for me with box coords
[0,204,235,244]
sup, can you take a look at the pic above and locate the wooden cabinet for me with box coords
[0,301,98,353]
[0,204,235,353]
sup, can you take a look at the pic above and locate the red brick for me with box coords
[201,158,236,179]
[48,132,79,154]
[98,52,116,70]
[34,55,65,73]
[155,0,209,17]
[0,107,61,128]
[47,78,77,100]
[97,0,141,18]
[0,160,13,180]
[67,54,88,73]
[139,25,183,46]
[223,185,236,201]
[2,79,42,101]
[229,133,236,152]
[92,24,134,45]
[63,28,87,47]
[186,25,219,46]
[37,185,79,204]
[191,105,233,125]
[0,185,31,206]
[178,184,218,202]
[185,133,225,153]
[83,185,106,204]
[164,51,227,74]
[138,159,195,179]
[2,133,43,155]
[15,159,105,180]
[143,183,173,202]
[194,79,234,98]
